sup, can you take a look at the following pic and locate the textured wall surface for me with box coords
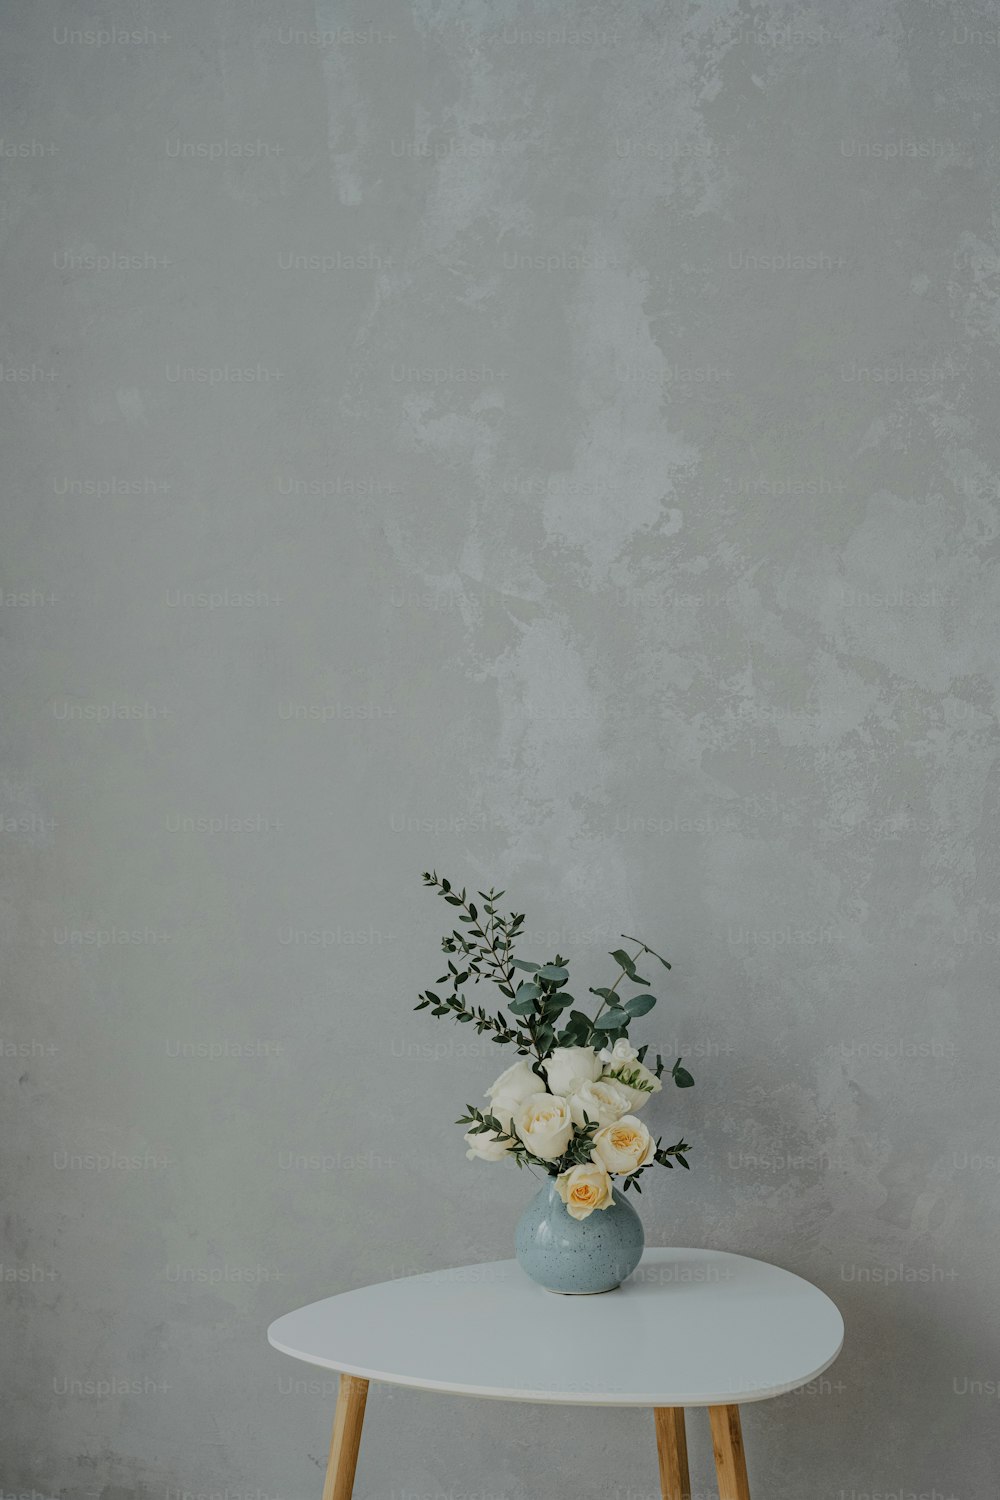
[2,1,999,1497]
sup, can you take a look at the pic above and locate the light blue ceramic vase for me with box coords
[514,1176,645,1294]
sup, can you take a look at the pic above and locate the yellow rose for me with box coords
[590,1115,656,1176]
[555,1162,613,1220]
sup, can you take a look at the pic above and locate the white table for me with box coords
[267,1247,844,1500]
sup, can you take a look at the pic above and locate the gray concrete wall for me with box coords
[2,1,998,1497]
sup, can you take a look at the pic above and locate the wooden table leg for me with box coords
[322,1374,369,1500]
[708,1404,751,1500]
[654,1408,691,1500]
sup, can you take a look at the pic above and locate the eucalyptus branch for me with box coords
[654,1137,692,1169]
[422,871,520,998]
[591,939,647,1023]
[619,1136,692,1192]
[621,933,672,971]
[414,985,531,1050]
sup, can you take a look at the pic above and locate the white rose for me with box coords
[486,1057,541,1108]
[618,1063,663,1111]
[542,1046,601,1097]
[600,1044,663,1111]
[486,1059,545,1129]
[513,1092,573,1161]
[489,1093,521,1130]
[464,1128,512,1162]
[555,1162,613,1220]
[598,1038,639,1069]
[591,1115,656,1176]
[568,1077,634,1129]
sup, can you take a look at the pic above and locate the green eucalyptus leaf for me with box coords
[535,964,569,983]
[625,993,657,1017]
[543,992,575,1013]
[511,959,540,973]
[609,949,636,974]
[594,1009,628,1030]
[673,1065,695,1088]
[557,1027,585,1048]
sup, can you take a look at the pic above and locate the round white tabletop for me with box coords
[267,1247,844,1408]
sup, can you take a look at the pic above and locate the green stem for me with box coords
[459,895,516,997]
[591,940,646,1024]
[621,933,671,969]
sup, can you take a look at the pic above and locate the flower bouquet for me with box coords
[415,873,694,1292]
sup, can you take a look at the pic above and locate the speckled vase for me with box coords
[514,1177,644,1294]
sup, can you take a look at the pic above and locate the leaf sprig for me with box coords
[416,873,694,1082]
[619,1136,692,1193]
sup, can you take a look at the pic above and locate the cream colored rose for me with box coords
[568,1077,634,1129]
[555,1163,613,1220]
[591,1115,656,1176]
[513,1092,573,1161]
[464,1127,512,1162]
[542,1045,602,1097]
